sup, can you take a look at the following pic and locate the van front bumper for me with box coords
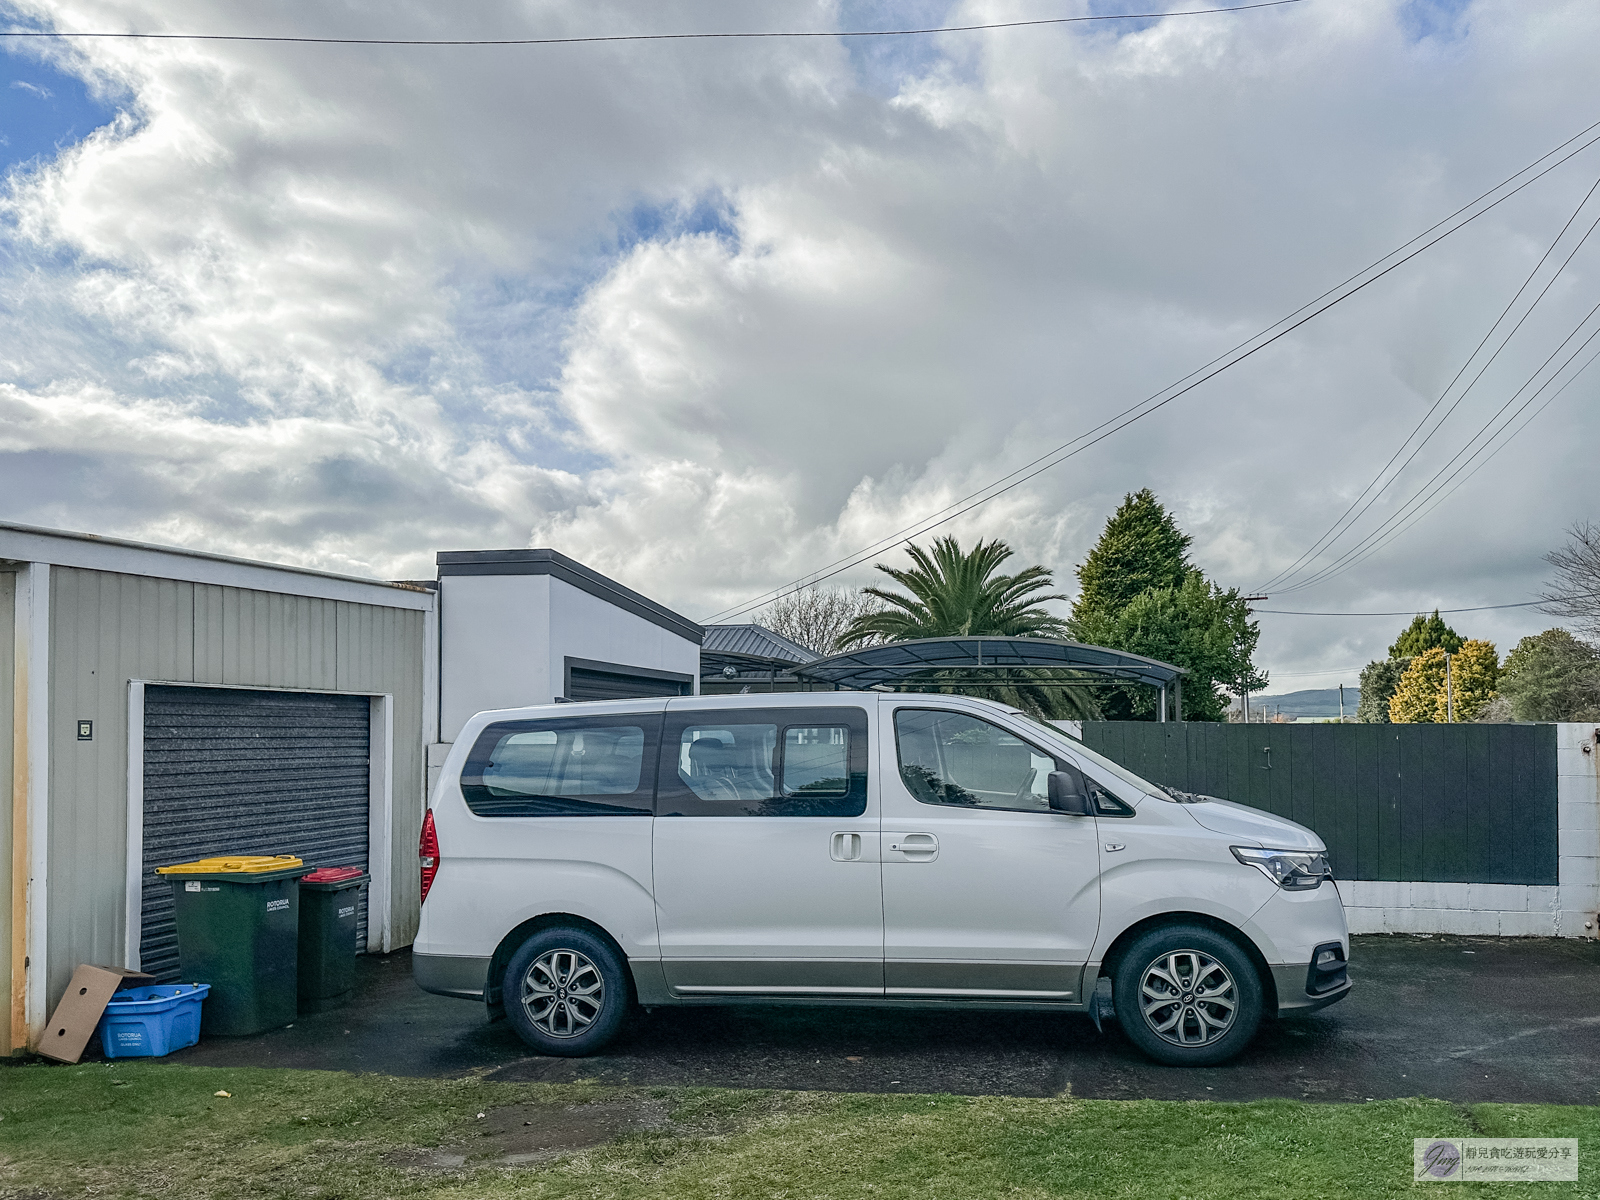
[414,952,490,1000]
[1271,958,1352,1017]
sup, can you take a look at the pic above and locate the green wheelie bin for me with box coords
[297,866,369,1013]
[156,855,309,1036]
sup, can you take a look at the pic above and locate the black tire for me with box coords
[503,926,632,1057]
[1111,923,1264,1067]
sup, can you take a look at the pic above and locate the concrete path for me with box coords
[167,935,1600,1103]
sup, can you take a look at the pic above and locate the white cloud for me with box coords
[2,0,1598,681]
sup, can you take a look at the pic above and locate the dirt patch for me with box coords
[387,1096,675,1171]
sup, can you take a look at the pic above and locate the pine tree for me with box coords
[1388,641,1499,722]
[1356,658,1408,723]
[1389,610,1464,659]
[1389,648,1447,723]
[1440,640,1499,722]
[1071,489,1193,626]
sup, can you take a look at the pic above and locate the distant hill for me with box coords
[1245,687,1361,719]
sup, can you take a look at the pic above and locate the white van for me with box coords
[414,693,1350,1067]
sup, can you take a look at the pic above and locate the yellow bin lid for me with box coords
[157,854,304,875]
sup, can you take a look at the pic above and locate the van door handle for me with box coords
[830,832,864,862]
[887,832,938,861]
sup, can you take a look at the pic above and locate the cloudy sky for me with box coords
[2,0,1598,689]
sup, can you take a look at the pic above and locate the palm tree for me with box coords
[836,537,1099,719]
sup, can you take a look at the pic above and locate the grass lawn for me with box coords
[2,1062,1597,1199]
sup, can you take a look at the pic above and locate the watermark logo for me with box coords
[1421,1141,1461,1179]
[1414,1139,1578,1182]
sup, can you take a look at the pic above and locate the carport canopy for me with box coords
[791,636,1189,721]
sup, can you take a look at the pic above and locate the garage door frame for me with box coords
[122,679,396,969]
[561,656,693,701]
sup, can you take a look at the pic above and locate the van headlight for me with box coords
[1231,845,1332,890]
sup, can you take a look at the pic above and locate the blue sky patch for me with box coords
[0,48,119,172]
[1399,0,1473,43]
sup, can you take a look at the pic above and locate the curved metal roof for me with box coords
[792,636,1186,690]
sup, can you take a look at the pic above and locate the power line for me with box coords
[1268,295,1600,594]
[702,116,1600,623]
[1257,591,1600,616]
[1255,170,1600,594]
[0,2,1308,47]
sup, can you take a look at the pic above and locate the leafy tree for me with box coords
[1388,641,1499,723]
[1389,648,1447,723]
[758,586,882,655]
[1539,523,1600,640]
[837,536,1097,720]
[1388,610,1464,659]
[1070,489,1193,626]
[1356,658,1408,723]
[1497,628,1600,721]
[1072,570,1264,722]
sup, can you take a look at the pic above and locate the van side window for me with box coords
[1087,778,1136,817]
[657,707,868,817]
[460,717,658,817]
[893,709,1057,814]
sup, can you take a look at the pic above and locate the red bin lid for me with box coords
[302,865,365,883]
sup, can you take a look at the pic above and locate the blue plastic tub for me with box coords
[95,983,210,1058]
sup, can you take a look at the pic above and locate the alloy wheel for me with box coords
[520,948,605,1038]
[1137,949,1238,1047]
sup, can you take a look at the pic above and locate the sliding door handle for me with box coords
[886,832,939,861]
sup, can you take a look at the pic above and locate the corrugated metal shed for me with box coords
[45,567,428,1005]
[0,574,13,1035]
[3,523,435,1052]
[701,624,819,663]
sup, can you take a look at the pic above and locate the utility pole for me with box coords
[1240,595,1268,727]
[1445,652,1454,723]
[1338,683,1345,723]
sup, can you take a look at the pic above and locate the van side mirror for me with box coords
[1047,767,1093,816]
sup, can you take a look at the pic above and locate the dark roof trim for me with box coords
[436,548,703,644]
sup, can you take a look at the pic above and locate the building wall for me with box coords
[438,573,701,744]
[439,573,552,741]
[0,571,13,1032]
[546,576,700,700]
[43,567,428,1008]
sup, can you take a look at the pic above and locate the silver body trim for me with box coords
[1271,962,1353,1016]
[413,952,490,1000]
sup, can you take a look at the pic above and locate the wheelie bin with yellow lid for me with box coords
[155,855,309,1035]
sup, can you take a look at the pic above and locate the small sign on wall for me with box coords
[77,720,93,741]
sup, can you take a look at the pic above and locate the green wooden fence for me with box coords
[1079,721,1558,885]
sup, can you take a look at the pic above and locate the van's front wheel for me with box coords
[1111,924,1263,1067]
[503,927,631,1057]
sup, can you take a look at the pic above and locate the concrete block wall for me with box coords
[1339,723,1600,938]
[1558,722,1600,937]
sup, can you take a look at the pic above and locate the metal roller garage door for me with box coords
[140,686,371,982]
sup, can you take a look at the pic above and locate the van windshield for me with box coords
[1003,711,1168,800]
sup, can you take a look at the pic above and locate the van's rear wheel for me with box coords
[1112,924,1263,1066]
[503,927,631,1057]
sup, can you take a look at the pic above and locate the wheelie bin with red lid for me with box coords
[297,866,369,1013]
